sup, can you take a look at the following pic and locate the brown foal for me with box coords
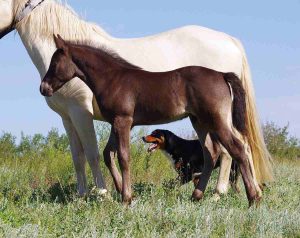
[40,35,260,206]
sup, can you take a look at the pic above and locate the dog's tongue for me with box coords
[147,144,157,153]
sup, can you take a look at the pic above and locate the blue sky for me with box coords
[0,0,299,138]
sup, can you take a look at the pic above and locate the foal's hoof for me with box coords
[122,196,133,206]
[249,195,262,208]
[191,189,204,201]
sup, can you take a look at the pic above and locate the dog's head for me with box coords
[143,129,198,185]
[142,129,167,153]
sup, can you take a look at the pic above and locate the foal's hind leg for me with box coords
[217,128,259,206]
[103,130,123,193]
[190,117,221,200]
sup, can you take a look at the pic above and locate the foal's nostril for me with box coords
[40,82,53,96]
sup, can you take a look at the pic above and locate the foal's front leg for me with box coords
[103,130,123,193]
[113,116,133,204]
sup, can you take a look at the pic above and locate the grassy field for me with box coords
[0,124,299,237]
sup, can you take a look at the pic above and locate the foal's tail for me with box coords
[223,73,247,136]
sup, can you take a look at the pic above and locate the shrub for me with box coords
[262,121,300,160]
[0,132,17,159]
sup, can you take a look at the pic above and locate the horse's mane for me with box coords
[68,42,142,70]
[14,0,111,44]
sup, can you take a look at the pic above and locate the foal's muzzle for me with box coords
[40,82,53,97]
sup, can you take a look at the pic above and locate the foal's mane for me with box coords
[68,42,142,70]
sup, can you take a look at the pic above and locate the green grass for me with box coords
[0,125,299,237]
[0,150,299,237]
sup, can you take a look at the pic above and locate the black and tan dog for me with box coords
[143,129,239,188]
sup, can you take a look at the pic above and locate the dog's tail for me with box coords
[223,72,247,136]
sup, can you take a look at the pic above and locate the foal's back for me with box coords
[122,66,229,123]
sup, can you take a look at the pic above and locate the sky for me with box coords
[0,0,299,139]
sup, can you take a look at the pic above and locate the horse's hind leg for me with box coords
[243,140,262,197]
[229,160,241,193]
[215,151,232,195]
[231,128,262,196]
[190,117,221,200]
[216,127,259,206]
[103,130,123,193]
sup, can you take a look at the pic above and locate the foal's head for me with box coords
[40,35,84,97]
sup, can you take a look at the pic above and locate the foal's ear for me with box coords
[53,34,68,51]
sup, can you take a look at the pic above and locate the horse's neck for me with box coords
[16,1,114,79]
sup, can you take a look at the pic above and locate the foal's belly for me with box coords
[132,106,188,126]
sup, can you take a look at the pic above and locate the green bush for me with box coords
[263,121,300,160]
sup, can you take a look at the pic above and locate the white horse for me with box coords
[0,0,273,197]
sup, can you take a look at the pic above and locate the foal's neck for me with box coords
[68,44,115,92]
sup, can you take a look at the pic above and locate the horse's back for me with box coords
[113,25,243,74]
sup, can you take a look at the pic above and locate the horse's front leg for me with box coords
[113,116,133,204]
[103,130,123,193]
[62,118,87,196]
[69,107,107,193]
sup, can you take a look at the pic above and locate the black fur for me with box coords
[143,129,239,185]
[223,73,247,135]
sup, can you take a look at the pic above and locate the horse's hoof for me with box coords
[211,193,221,202]
[191,189,204,201]
[90,187,108,199]
[98,189,108,196]
[231,183,241,194]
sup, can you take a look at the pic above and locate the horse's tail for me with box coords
[229,37,274,185]
[223,72,247,136]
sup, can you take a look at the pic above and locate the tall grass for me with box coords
[0,122,299,237]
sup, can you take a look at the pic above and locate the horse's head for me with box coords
[0,0,14,38]
[40,34,83,97]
